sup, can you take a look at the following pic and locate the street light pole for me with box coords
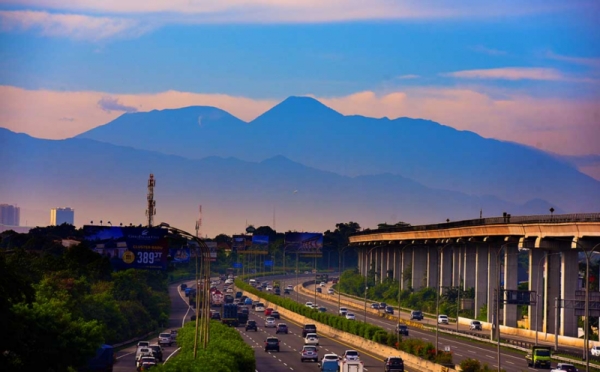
[337,246,351,312]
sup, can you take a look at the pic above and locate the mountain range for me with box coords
[2,96,599,236]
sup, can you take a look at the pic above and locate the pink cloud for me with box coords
[0,10,146,40]
[444,67,567,81]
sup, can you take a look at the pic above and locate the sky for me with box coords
[1,0,599,158]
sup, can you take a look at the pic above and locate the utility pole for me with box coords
[145,174,156,227]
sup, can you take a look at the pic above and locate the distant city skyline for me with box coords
[50,207,75,226]
[0,204,20,226]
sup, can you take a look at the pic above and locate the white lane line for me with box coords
[116,351,134,359]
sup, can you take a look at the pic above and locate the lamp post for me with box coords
[158,222,210,358]
[582,243,600,372]
[436,242,454,354]
[534,252,561,346]
[364,246,379,323]
[337,245,352,312]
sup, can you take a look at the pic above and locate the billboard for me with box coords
[248,235,269,254]
[84,225,169,270]
[188,241,217,262]
[169,246,191,264]
[232,235,249,253]
[284,232,323,257]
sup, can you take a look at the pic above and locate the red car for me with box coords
[264,308,274,316]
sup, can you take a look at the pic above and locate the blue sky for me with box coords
[0,1,599,159]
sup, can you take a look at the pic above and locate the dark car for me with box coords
[235,291,243,299]
[385,306,394,314]
[180,283,187,291]
[276,323,289,334]
[246,320,258,331]
[264,337,280,352]
[210,312,221,320]
[397,324,409,336]
[302,324,317,337]
[410,310,423,321]
[148,345,163,362]
[274,288,281,295]
[370,303,380,309]
[284,289,290,295]
[316,287,322,293]
[384,356,404,372]
[379,302,387,309]
[271,310,280,319]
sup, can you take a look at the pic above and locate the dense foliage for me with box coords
[337,268,477,319]
[154,320,255,372]
[0,227,171,371]
[235,273,452,364]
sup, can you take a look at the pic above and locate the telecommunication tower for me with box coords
[146,174,156,227]
[195,205,202,237]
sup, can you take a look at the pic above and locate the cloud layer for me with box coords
[1,85,598,158]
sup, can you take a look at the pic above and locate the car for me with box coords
[265,317,276,328]
[180,283,187,290]
[210,312,221,320]
[302,324,317,337]
[226,288,234,293]
[410,310,423,321]
[274,288,281,295]
[305,301,314,308]
[255,303,265,312]
[286,285,294,290]
[170,329,178,343]
[276,323,289,334]
[301,345,319,362]
[380,302,387,309]
[138,361,156,371]
[284,289,290,295]
[235,291,243,298]
[332,278,339,284]
[438,314,449,324]
[327,288,335,295]
[371,303,380,309]
[321,353,339,363]
[396,324,409,336]
[385,306,394,314]
[311,304,320,310]
[346,313,356,320]
[318,307,327,313]
[320,282,326,287]
[266,286,273,291]
[271,310,280,319]
[137,341,150,348]
[246,320,258,332]
[384,356,405,372]
[339,307,348,316]
[264,307,273,316]
[592,345,600,356]
[304,332,319,346]
[158,332,172,347]
[316,287,322,293]
[343,350,360,361]
[135,348,152,364]
[469,320,482,331]
[148,344,163,362]
[244,298,253,305]
[551,363,578,372]
[264,337,280,352]
[136,355,156,369]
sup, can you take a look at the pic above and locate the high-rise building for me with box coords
[50,207,75,226]
[0,204,20,226]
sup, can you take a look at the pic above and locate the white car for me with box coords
[266,286,273,291]
[551,363,578,372]
[225,279,233,284]
[438,315,449,324]
[255,303,265,312]
[305,302,314,308]
[265,317,276,328]
[320,282,326,287]
[312,304,320,310]
[343,350,360,361]
[304,333,319,346]
[321,353,339,363]
[226,288,234,293]
[592,346,600,357]
[345,313,356,320]
[286,285,294,290]
[158,332,172,347]
[327,288,335,295]
[339,307,348,316]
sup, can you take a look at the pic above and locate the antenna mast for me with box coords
[195,205,202,237]
[146,174,156,227]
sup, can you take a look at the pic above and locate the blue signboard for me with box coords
[84,225,169,270]
[233,262,243,268]
[264,260,273,267]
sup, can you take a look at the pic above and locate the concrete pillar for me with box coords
[428,246,439,289]
[401,247,411,290]
[386,247,391,280]
[561,250,578,337]
[503,245,519,327]
[544,253,561,334]
[529,249,545,333]
[487,247,499,324]
[441,248,453,289]
[464,245,477,290]
[474,245,488,318]
[453,246,463,287]
[412,247,427,290]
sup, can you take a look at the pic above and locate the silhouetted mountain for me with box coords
[0,128,557,236]
[74,97,600,212]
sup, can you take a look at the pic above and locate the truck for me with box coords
[211,290,224,307]
[222,303,239,326]
[237,310,249,325]
[80,344,114,372]
[525,346,552,369]
[339,360,364,372]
